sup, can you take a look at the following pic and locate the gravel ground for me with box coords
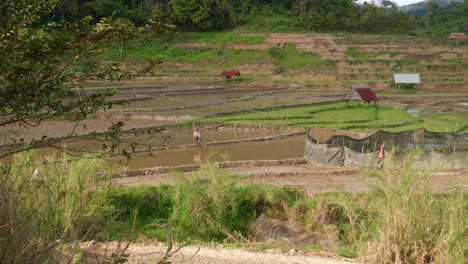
[82,242,360,264]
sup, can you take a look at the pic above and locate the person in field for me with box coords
[376,142,385,169]
[193,127,201,144]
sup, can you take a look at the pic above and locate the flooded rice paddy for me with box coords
[20,128,306,169]
[112,134,306,169]
[56,127,292,153]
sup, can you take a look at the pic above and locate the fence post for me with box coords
[133,88,141,108]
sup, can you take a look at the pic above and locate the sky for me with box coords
[392,0,424,5]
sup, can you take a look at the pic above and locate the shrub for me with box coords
[107,185,173,221]
[170,164,278,241]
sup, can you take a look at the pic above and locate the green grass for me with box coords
[196,101,468,132]
[91,161,466,262]
[100,32,330,71]
[345,46,387,60]
[230,35,265,44]
[175,31,235,46]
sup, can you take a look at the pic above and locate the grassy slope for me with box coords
[101,32,332,72]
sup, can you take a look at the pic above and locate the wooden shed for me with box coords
[343,86,379,105]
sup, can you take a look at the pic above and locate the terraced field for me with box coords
[83,33,466,126]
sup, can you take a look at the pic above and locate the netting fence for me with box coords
[304,129,468,169]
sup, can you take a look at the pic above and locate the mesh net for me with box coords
[304,129,468,168]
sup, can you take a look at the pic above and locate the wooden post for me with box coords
[133,88,141,108]
[77,89,82,101]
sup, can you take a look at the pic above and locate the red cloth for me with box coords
[378,143,385,159]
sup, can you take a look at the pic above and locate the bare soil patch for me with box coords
[113,161,467,193]
[81,241,358,264]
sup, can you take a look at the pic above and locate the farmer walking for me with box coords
[193,127,201,144]
[376,142,385,169]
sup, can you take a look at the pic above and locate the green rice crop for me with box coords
[197,102,468,132]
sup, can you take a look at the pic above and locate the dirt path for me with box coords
[83,242,359,264]
[113,163,468,193]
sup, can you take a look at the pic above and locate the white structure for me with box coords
[393,73,420,89]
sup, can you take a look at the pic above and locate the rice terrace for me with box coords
[1,1,467,263]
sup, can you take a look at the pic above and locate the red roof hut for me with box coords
[343,86,379,105]
[221,70,240,79]
[448,33,467,40]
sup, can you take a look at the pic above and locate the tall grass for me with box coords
[364,153,466,263]
[0,152,115,263]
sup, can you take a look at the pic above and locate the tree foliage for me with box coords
[26,0,465,35]
[0,0,173,157]
[41,0,419,34]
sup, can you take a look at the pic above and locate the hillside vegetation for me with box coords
[51,0,466,37]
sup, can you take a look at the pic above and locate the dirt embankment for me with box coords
[0,119,175,145]
[114,159,467,194]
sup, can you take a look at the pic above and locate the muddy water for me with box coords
[114,135,306,169]
[29,128,287,155]
[123,128,284,148]
[7,128,304,168]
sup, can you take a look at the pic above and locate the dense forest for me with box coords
[48,0,467,36]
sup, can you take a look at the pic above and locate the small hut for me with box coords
[220,70,240,79]
[448,33,467,45]
[448,33,467,40]
[343,86,379,106]
[393,73,420,89]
